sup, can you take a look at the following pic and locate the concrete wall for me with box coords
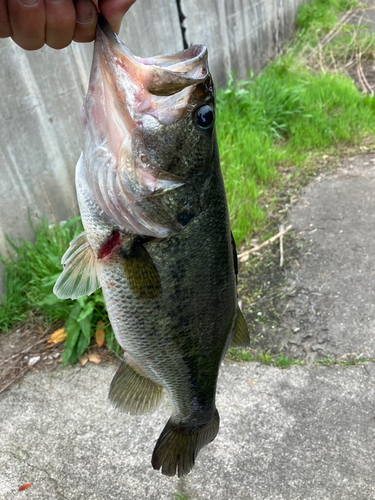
[0,0,305,290]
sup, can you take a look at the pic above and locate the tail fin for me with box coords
[151,409,220,477]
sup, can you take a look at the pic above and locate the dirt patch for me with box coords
[240,153,375,363]
[0,321,65,394]
[346,5,375,95]
[0,320,117,394]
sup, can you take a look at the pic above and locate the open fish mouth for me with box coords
[97,15,208,98]
[80,16,213,238]
[92,14,210,125]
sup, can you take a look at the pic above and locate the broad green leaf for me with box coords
[75,332,91,360]
[76,301,95,322]
[64,322,81,350]
[79,314,93,341]
[65,302,82,328]
[37,293,61,306]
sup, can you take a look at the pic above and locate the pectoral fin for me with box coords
[109,359,163,415]
[230,308,250,348]
[53,232,101,300]
[122,239,162,300]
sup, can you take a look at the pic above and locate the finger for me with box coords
[45,0,76,49]
[73,0,97,43]
[99,0,136,33]
[0,0,12,38]
[8,0,46,50]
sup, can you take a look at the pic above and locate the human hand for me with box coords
[0,0,136,50]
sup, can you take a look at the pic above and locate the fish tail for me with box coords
[151,409,220,477]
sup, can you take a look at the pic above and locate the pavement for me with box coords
[1,154,375,500]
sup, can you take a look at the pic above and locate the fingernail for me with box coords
[76,0,94,25]
[19,0,38,6]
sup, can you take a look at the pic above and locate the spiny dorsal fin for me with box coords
[122,239,162,300]
[53,231,101,300]
[109,360,163,415]
[230,308,250,348]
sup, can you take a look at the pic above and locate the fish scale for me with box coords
[54,15,249,477]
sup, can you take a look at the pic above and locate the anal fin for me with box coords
[109,360,163,415]
[122,239,161,300]
[230,308,250,348]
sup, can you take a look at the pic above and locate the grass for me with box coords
[315,356,371,366]
[216,0,375,243]
[226,348,305,367]
[2,0,375,364]
[0,216,82,330]
[175,494,191,500]
[295,0,375,71]
[0,217,120,365]
[226,348,372,367]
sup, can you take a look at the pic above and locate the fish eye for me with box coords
[195,105,215,130]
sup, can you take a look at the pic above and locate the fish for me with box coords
[54,15,249,477]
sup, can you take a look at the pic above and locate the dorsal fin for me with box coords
[53,232,101,300]
[230,308,250,348]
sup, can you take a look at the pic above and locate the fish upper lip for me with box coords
[96,15,209,96]
[97,13,207,70]
[138,44,208,73]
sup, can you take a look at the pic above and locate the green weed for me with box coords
[226,349,372,367]
[226,348,252,362]
[0,217,81,330]
[217,65,375,243]
[226,348,304,368]
[296,0,358,33]
[257,350,275,365]
[294,0,375,71]
[217,0,375,243]
[314,356,371,366]
[0,217,121,365]
[275,356,297,368]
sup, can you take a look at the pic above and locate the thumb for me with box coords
[98,0,136,34]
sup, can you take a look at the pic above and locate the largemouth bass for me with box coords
[54,15,249,477]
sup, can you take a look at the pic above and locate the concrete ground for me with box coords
[1,155,375,500]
